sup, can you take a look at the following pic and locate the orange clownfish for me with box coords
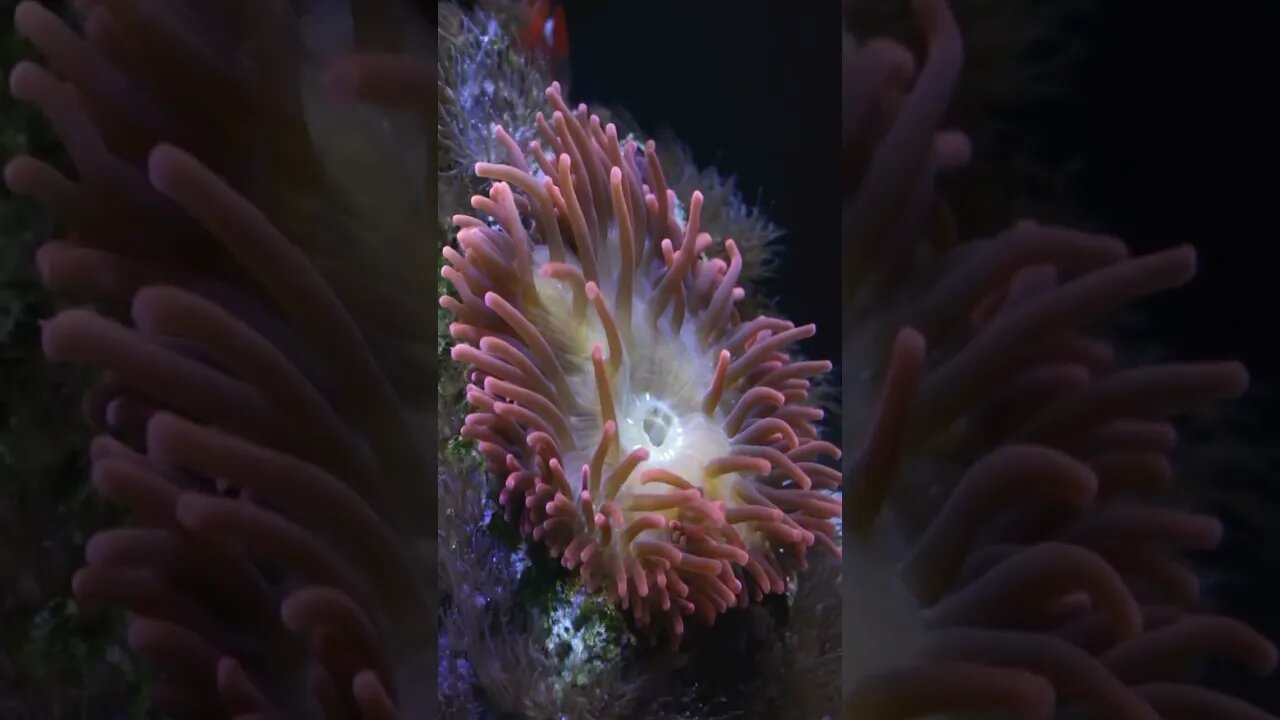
[519,0,571,64]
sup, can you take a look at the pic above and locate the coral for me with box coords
[541,580,631,694]
[437,4,553,233]
[438,448,566,716]
[441,79,842,646]
[843,1,1276,717]
[438,445,664,719]
[649,130,784,315]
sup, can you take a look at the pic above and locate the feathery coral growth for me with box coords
[442,82,842,645]
[650,133,785,315]
[843,1,1276,718]
[7,0,436,716]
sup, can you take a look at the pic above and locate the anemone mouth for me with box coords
[642,403,675,446]
[443,82,842,645]
[630,394,681,453]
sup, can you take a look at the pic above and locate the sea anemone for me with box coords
[7,0,436,716]
[843,1,1277,718]
[441,82,842,645]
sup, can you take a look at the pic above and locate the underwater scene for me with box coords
[0,0,1277,718]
